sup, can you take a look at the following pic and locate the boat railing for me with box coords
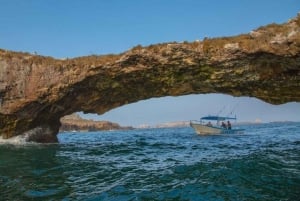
[190,120,203,124]
[190,120,214,126]
[190,119,223,128]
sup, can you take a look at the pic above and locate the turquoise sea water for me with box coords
[0,123,300,201]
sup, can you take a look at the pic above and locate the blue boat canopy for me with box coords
[200,116,236,121]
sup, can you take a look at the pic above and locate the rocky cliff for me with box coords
[60,113,132,131]
[0,14,300,142]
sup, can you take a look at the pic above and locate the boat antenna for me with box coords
[217,106,226,116]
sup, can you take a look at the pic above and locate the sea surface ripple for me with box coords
[0,123,299,200]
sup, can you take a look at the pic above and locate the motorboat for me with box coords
[190,115,244,135]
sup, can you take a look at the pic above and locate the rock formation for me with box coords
[0,14,300,142]
[60,113,132,131]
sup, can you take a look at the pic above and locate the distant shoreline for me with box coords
[134,121,300,129]
[60,114,300,132]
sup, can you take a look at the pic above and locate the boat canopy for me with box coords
[200,115,236,121]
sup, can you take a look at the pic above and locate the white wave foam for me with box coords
[0,133,29,144]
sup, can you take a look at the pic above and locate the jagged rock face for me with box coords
[60,113,132,131]
[1,14,300,142]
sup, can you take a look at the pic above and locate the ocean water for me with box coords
[0,123,299,201]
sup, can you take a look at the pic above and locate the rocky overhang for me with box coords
[0,14,299,142]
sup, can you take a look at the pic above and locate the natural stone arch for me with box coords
[0,14,300,142]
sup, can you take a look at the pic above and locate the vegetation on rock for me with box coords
[60,113,132,132]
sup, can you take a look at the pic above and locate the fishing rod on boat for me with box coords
[216,105,226,116]
[228,104,238,115]
[227,103,239,122]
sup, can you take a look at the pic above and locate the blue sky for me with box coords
[1,0,300,126]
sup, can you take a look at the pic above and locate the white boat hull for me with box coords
[190,122,244,135]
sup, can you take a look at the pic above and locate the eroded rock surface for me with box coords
[1,14,300,142]
[60,113,132,131]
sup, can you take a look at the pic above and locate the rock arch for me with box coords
[1,14,300,142]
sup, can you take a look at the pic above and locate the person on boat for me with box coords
[227,121,232,130]
[221,122,226,129]
[206,121,212,127]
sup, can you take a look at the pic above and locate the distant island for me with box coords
[60,113,133,132]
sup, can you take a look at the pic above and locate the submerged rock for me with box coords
[0,14,300,142]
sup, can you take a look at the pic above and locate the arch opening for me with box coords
[66,94,300,130]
